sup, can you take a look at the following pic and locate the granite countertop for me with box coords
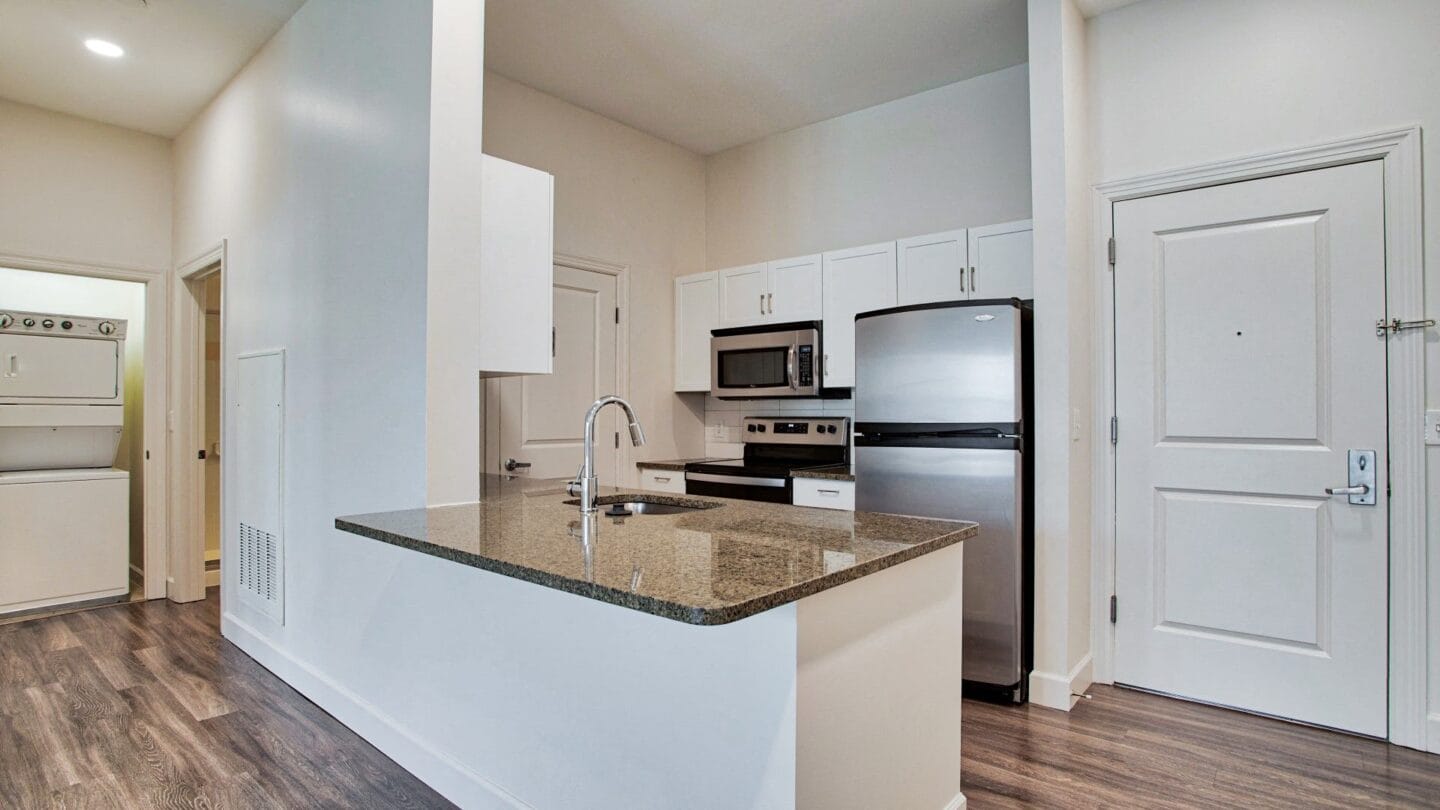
[792,464,855,482]
[634,457,735,471]
[336,475,975,626]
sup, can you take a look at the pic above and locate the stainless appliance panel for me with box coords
[856,444,1023,686]
[711,325,820,398]
[854,304,1020,424]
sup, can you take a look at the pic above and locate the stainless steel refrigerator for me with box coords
[854,299,1033,703]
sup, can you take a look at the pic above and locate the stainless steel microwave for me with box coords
[711,321,821,398]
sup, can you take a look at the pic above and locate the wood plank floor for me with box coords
[3,591,1437,808]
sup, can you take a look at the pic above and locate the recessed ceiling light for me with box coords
[84,39,125,58]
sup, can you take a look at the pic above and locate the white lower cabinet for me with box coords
[792,478,855,511]
[639,468,687,494]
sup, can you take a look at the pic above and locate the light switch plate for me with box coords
[1426,410,1440,446]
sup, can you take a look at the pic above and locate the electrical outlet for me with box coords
[1426,410,1440,446]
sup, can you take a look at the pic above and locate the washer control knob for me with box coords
[0,314,12,328]
[41,319,55,329]
[98,321,117,335]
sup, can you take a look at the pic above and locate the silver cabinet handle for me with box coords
[759,294,765,316]
[504,458,532,472]
[817,489,840,496]
[969,266,976,293]
[767,292,774,314]
[653,475,671,483]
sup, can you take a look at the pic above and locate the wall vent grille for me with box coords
[238,522,278,604]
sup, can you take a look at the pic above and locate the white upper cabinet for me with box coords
[477,154,554,376]
[897,229,969,306]
[674,272,719,392]
[822,241,897,389]
[717,263,770,326]
[766,254,823,322]
[967,219,1033,300]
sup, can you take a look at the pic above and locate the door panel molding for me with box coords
[1090,126,1427,749]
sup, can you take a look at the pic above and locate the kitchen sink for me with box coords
[563,496,722,515]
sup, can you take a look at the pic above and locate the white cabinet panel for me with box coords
[478,154,555,376]
[639,468,686,494]
[967,219,1032,300]
[897,230,968,305]
[718,263,769,326]
[767,254,822,321]
[822,242,897,389]
[793,477,855,510]
[674,272,719,392]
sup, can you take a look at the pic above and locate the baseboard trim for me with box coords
[1028,653,1094,711]
[1426,712,1440,754]
[221,613,531,809]
[942,791,967,810]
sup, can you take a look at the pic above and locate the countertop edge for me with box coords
[334,516,975,626]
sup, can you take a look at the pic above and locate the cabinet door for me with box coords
[897,229,968,305]
[766,254,822,321]
[717,263,769,326]
[821,242,897,389]
[673,272,719,392]
[967,219,1032,300]
[477,154,554,375]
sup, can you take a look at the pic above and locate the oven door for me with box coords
[710,324,820,398]
[685,471,793,504]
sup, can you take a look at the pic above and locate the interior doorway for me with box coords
[487,258,627,481]
[201,273,222,587]
[0,265,149,621]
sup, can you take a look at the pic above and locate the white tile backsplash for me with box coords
[703,396,853,439]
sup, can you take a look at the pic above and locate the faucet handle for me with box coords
[566,464,584,497]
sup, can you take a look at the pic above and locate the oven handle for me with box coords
[686,472,788,488]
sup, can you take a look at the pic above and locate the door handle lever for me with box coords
[504,458,532,472]
[1324,485,1369,496]
[1328,449,1376,505]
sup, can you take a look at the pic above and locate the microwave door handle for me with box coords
[788,346,797,390]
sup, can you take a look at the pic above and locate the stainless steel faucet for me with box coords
[568,395,646,514]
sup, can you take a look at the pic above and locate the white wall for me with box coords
[482,71,710,467]
[1086,0,1440,746]
[0,99,172,272]
[0,267,147,570]
[705,64,1031,269]
[1025,0,1094,710]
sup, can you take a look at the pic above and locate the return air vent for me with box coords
[234,349,285,624]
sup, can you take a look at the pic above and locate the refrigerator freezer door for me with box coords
[854,303,1020,425]
[856,444,1023,688]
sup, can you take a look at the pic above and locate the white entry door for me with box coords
[1113,161,1388,736]
[496,265,619,480]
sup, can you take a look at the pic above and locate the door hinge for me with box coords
[1109,594,1117,623]
[1110,416,1118,445]
[615,306,620,324]
[551,327,556,358]
[1107,237,1116,268]
[614,431,620,449]
[198,449,207,460]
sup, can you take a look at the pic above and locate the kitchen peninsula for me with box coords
[337,474,975,810]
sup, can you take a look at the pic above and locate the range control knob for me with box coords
[23,317,35,327]
[746,424,758,433]
[0,313,12,329]
[41,319,55,329]
[826,424,837,434]
[98,321,117,335]
[757,424,766,432]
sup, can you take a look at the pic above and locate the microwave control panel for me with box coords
[797,344,814,386]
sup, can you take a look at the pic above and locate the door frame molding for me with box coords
[484,252,632,483]
[0,250,171,601]
[169,241,228,603]
[1089,126,1427,749]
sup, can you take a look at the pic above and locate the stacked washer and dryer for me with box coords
[0,310,132,616]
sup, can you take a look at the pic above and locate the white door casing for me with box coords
[497,265,620,481]
[1113,161,1388,736]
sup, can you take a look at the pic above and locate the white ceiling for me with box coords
[0,0,304,137]
[484,0,1030,155]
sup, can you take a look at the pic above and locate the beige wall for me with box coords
[705,64,1031,269]
[482,71,710,469]
[0,99,172,271]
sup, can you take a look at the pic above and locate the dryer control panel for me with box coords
[0,311,126,339]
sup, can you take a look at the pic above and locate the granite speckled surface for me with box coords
[792,464,855,482]
[635,457,735,471]
[336,475,975,625]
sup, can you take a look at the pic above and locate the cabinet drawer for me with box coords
[792,478,855,510]
[639,468,687,494]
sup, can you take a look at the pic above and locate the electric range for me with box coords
[684,416,849,503]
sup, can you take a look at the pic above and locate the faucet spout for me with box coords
[570,396,646,514]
